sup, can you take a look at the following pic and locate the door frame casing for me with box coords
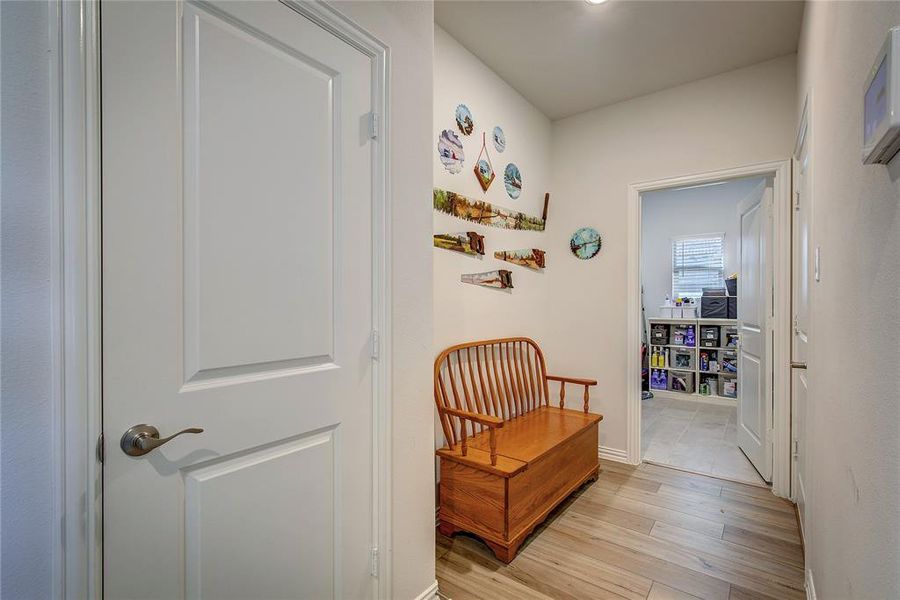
[56,1,103,597]
[56,1,394,597]
[791,92,813,527]
[626,160,793,498]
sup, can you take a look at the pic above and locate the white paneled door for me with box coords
[102,2,377,598]
[737,179,774,482]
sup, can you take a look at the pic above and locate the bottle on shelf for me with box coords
[685,325,696,347]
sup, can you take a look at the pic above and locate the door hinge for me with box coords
[371,329,380,360]
[370,546,379,578]
[792,438,800,458]
[794,191,801,211]
[96,432,104,464]
[367,112,379,140]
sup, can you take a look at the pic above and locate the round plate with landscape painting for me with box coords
[504,163,522,199]
[570,227,602,259]
[493,126,506,152]
[455,104,474,135]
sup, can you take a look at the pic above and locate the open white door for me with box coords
[792,112,812,532]
[102,2,378,598]
[736,179,774,482]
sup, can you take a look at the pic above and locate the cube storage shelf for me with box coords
[648,318,739,402]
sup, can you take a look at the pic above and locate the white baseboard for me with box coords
[649,390,737,407]
[414,580,440,600]
[599,445,630,463]
[805,569,816,600]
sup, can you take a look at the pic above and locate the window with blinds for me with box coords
[672,234,725,299]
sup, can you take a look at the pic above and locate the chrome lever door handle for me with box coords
[120,424,204,457]
[790,362,807,369]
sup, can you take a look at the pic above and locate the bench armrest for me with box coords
[546,375,598,387]
[440,407,503,466]
[546,375,597,413]
[441,407,504,428]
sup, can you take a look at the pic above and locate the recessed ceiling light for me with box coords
[585,0,609,4]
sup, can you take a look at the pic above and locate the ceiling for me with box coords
[435,1,804,120]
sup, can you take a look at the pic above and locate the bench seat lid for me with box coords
[468,405,601,464]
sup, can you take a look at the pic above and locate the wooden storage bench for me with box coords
[434,337,603,562]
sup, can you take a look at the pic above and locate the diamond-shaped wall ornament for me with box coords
[473,132,495,191]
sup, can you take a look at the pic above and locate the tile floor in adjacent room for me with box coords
[641,396,766,486]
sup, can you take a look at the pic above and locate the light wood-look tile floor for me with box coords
[436,461,804,600]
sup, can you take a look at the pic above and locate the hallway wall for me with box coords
[546,55,797,454]
[796,3,900,597]
[433,26,552,354]
[1,2,57,596]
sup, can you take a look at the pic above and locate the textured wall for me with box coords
[1,1,56,598]
[433,26,553,355]
[546,55,797,453]
[796,2,900,597]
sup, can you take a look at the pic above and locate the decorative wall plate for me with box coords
[455,104,474,135]
[433,232,485,256]
[474,159,495,191]
[473,132,495,191]
[437,129,465,174]
[504,163,522,199]
[570,227,602,259]
[433,188,545,231]
[492,126,506,152]
[461,270,513,289]
[494,248,545,270]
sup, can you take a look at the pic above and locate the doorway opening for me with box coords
[626,161,793,497]
[640,176,769,486]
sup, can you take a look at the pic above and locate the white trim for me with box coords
[648,390,738,407]
[58,1,394,597]
[626,181,643,465]
[771,163,793,501]
[57,0,103,597]
[791,93,812,506]
[599,445,630,463]
[414,581,440,600]
[627,160,794,497]
[49,2,64,596]
[806,569,817,600]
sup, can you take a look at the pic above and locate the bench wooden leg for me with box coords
[438,521,516,563]
[484,539,517,563]
[437,521,460,538]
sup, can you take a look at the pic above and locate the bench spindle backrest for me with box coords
[434,337,549,448]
